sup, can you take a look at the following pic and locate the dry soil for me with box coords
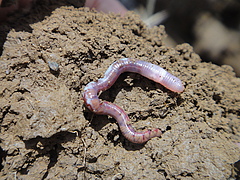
[0,6,240,180]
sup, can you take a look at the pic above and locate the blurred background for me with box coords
[120,0,240,77]
[1,0,240,76]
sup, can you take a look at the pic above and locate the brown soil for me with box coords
[0,6,240,180]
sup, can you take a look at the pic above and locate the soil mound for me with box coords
[0,6,239,179]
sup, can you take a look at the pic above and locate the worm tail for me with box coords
[121,125,162,144]
[101,102,162,143]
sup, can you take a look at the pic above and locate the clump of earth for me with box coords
[0,6,239,179]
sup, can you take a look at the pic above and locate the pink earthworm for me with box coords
[83,58,184,144]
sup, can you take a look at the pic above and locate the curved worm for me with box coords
[83,58,184,144]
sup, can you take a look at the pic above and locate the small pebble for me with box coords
[48,61,59,71]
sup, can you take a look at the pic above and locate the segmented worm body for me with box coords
[83,58,184,144]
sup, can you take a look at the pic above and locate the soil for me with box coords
[0,6,240,180]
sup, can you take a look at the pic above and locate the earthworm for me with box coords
[83,58,184,144]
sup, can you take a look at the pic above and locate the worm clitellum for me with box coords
[83,58,184,144]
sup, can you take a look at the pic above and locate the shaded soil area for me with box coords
[0,6,240,179]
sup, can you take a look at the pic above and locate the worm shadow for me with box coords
[0,0,85,55]
[83,72,184,150]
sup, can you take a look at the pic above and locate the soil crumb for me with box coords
[0,6,239,180]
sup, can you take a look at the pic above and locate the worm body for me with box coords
[83,58,184,144]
